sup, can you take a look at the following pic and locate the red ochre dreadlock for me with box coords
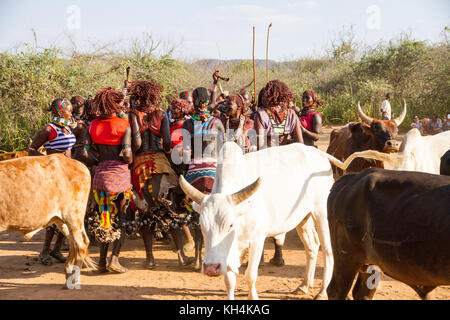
[302,89,327,108]
[263,80,294,112]
[129,80,163,112]
[91,87,124,118]
[227,94,245,109]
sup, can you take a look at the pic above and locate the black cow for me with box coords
[440,149,450,176]
[327,168,450,300]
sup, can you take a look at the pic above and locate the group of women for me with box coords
[28,70,326,273]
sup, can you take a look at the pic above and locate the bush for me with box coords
[1,29,449,152]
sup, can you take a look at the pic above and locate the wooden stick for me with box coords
[126,66,131,82]
[266,23,272,83]
[252,26,256,103]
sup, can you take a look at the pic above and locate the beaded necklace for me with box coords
[51,116,72,128]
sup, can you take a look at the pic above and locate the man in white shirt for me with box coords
[426,114,442,135]
[380,93,392,120]
[442,114,450,132]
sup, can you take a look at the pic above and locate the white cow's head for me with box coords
[179,175,261,276]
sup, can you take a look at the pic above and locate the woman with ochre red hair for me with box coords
[253,80,304,267]
[299,89,325,147]
[128,80,194,269]
[83,87,133,273]
[254,80,304,150]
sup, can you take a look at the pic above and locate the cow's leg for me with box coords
[293,215,319,295]
[245,237,265,300]
[312,206,334,300]
[53,218,90,289]
[409,285,437,300]
[225,270,237,300]
[269,233,285,266]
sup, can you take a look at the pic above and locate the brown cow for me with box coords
[326,100,406,179]
[0,154,95,288]
[0,151,29,161]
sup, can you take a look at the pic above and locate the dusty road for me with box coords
[0,125,449,300]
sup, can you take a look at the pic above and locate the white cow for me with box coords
[341,129,450,174]
[180,141,348,300]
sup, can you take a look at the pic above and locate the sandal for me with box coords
[179,256,195,267]
[144,259,158,270]
[107,258,128,273]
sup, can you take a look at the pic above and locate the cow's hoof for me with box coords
[293,285,308,295]
[39,252,53,266]
[269,256,285,267]
[194,262,202,271]
[314,293,328,300]
[50,250,66,263]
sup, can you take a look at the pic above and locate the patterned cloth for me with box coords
[185,160,217,194]
[132,152,178,199]
[93,160,132,193]
[92,189,133,243]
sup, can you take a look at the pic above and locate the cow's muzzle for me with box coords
[383,140,400,153]
[203,263,221,277]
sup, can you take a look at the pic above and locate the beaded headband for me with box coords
[52,98,72,115]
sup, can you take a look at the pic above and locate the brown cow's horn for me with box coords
[394,99,407,126]
[179,175,206,205]
[357,102,373,124]
[229,178,261,206]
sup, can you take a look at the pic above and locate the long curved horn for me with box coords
[229,178,261,206]
[341,150,402,170]
[357,102,373,124]
[394,99,407,126]
[179,175,206,205]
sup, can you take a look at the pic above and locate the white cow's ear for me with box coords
[228,178,261,206]
[234,200,252,218]
[193,202,201,213]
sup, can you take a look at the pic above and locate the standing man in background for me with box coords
[380,93,392,120]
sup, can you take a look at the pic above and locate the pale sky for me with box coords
[0,0,448,61]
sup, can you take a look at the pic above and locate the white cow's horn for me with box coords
[179,175,206,205]
[229,178,261,206]
[357,102,373,125]
[394,99,407,126]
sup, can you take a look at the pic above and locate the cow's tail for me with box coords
[79,229,98,271]
[66,226,97,272]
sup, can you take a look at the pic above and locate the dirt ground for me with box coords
[1,125,449,300]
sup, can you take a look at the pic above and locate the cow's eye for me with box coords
[228,224,234,232]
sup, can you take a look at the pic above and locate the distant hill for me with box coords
[192,59,279,69]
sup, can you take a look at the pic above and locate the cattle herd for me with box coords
[0,98,449,301]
